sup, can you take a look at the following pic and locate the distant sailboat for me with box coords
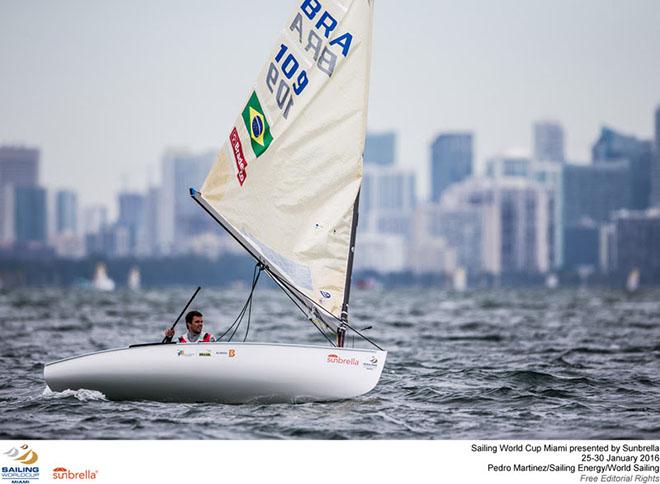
[127,266,141,291]
[545,273,559,289]
[92,263,115,291]
[45,0,386,404]
[452,267,467,292]
[626,267,640,293]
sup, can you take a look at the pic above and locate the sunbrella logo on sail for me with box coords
[52,467,98,480]
[2,444,39,481]
[241,91,273,158]
[326,354,359,365]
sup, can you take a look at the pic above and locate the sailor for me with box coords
[163,310,216,343]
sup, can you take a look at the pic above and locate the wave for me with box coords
[41,386,107,402]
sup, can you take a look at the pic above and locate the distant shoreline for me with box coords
[1,255,657,290]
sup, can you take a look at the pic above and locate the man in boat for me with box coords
[163,310,216,343]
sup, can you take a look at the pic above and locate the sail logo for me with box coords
[229,127,248,186]
[52,467,98,480]
[2,444,39,482]
[320,291,331,299]
[241,91,273,158]
[3,446,37,466]
[326,354,359,366]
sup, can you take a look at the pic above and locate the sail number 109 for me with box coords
[266,44,308,120]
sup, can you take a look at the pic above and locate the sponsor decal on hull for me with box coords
[326,353,359,366]
[362,355,378,371]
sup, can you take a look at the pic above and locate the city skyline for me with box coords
[2,0,660,212]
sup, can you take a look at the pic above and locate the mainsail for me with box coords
[195,0,374,333]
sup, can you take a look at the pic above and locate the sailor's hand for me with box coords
[164,328,175,338]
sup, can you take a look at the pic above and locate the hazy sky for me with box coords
[2,0,660,213]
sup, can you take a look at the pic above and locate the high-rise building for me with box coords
[592,127,653,210]
[652,106,660,207]
[137,186,161,256]
[430,133,473,202]
[354,163,415,272]
[0,146,39,243]
[563,220,599,270]
[533,121,565,163]
[485,154,530,179]
[353,233,408,273]
[613,208,660,282]
[359,164,416,237]
[486,153,563,269]
[562,162,632,227]
[562,161,632,270]
[0,146,39,186]
[160,150,217,254]
[441,178,549,274]
[55,190,78,235]
[411,203,482,274]
[10,186,47,245]
[364,132,396,166]
[82,205,108,236]
[117,192,145,254]
[530,162,564,269]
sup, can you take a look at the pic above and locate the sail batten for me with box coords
[198,0,373,324]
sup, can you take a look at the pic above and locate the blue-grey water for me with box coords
[1,286,659,439]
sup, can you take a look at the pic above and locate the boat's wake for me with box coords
[42,386,107,402]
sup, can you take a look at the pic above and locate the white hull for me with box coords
[44,342,387,404]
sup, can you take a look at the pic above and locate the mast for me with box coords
[337,189,360,347]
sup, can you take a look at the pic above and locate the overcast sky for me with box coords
[1,0,659,212]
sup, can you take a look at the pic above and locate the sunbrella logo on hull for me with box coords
[326,354,359,365]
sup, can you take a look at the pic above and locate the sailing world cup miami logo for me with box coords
[2,444,39,482]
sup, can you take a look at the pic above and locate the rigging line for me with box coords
[218,290,249,341]
[228,264,262,342]
[219,264,261,342]
[339,321,384,351]
[266,267,343,326]
[243,265,262,342]
[265,267,381,351]
[267,269,337,348]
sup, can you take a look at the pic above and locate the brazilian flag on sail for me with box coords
[241,91,273,158]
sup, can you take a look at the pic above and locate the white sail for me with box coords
[199,0,374,325]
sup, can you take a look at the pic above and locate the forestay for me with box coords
[198,0,374,329]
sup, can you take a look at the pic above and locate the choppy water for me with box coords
[1,286,659,439]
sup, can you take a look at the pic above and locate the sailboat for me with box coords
[44,0,387,403]
[127,266,141,291]
[626,267,640,294]
[452,267,467,292]
[92,262,115,291]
